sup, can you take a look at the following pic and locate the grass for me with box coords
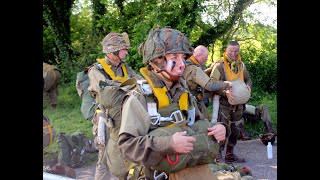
[43,81,277,166]
[43,82,97,165]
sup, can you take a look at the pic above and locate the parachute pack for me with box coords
[57,132,96,168]
[76,67,97,120]
[98,78,140,178]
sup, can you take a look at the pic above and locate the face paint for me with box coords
[153,54,186,82]
[171,61,176,70]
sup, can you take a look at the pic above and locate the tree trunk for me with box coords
[43,0,74,64]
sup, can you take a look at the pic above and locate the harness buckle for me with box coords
[169,110,184,124]
[153,170,168,180]
[150,114,161,125]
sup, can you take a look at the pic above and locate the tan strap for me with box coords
[43,64,57,82]
[189,56,200,65]
[96,58,128,82]
[43,124,53,145]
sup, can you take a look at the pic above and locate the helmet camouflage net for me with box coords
[138,27,193,64]
[101,32,131,54]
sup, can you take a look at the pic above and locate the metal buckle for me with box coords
[153,170,168,180]
[150,113,161,125]
[139,82,153,95]
[169,110,184,124]
[150,110,184,125]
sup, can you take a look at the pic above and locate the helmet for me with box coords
[101,32,131,54]
[259,132,276,145]
[139,27,193,64]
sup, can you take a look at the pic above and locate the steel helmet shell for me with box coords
[139,27,193,64]
[102,32,131,54]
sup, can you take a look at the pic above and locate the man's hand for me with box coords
[171,131,196,154]
[246,84,251,93]
[223,81,232,90]
[207,124,226,142]
[225,89,235,103]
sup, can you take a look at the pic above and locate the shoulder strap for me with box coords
[43,64,57,82]
[140,67,170,108]
[188,56,200,66]
[96,58,128,82]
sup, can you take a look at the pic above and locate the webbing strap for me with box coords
[189,56,200,65]
[43,64,57,82]
[43,124,53,145]
[140,67,169,108]
[96,58,128,82]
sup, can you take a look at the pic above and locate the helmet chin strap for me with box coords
[149,60,181,82]
[107,53,123,65]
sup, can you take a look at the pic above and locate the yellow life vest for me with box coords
[189,56,201,66]
[140,67,189,127]
[96,58,128,83]
[95,59,129,114]
[222,53,244,81]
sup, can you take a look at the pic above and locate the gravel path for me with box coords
[75,138,277,180]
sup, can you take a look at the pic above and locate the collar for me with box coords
[223,52,242,64]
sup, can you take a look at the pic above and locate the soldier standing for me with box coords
[43,62,60,109]
[209,41,252,163]
[182,45,231,120]
[86,32,143,180]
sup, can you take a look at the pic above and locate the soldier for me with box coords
[182,45,231,120]
[43,62,60,109]
[209,41,252,164]
[116,27,238,179]
[86,32,143,180]
[239,104,276,140]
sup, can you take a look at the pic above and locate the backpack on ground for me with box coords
[57,132,95,168]
[76,67,97,120]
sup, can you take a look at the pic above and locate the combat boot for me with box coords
[215,151,224,163]
[264,121,275,134]
[239,129,251,141]
[225,145,246,164]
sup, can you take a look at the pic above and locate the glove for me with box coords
[97,116,106,144]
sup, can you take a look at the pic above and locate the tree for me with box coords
[43,0,277,90]
[43,0,75,83]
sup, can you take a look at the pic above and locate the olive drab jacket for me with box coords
[183,56,230,119]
